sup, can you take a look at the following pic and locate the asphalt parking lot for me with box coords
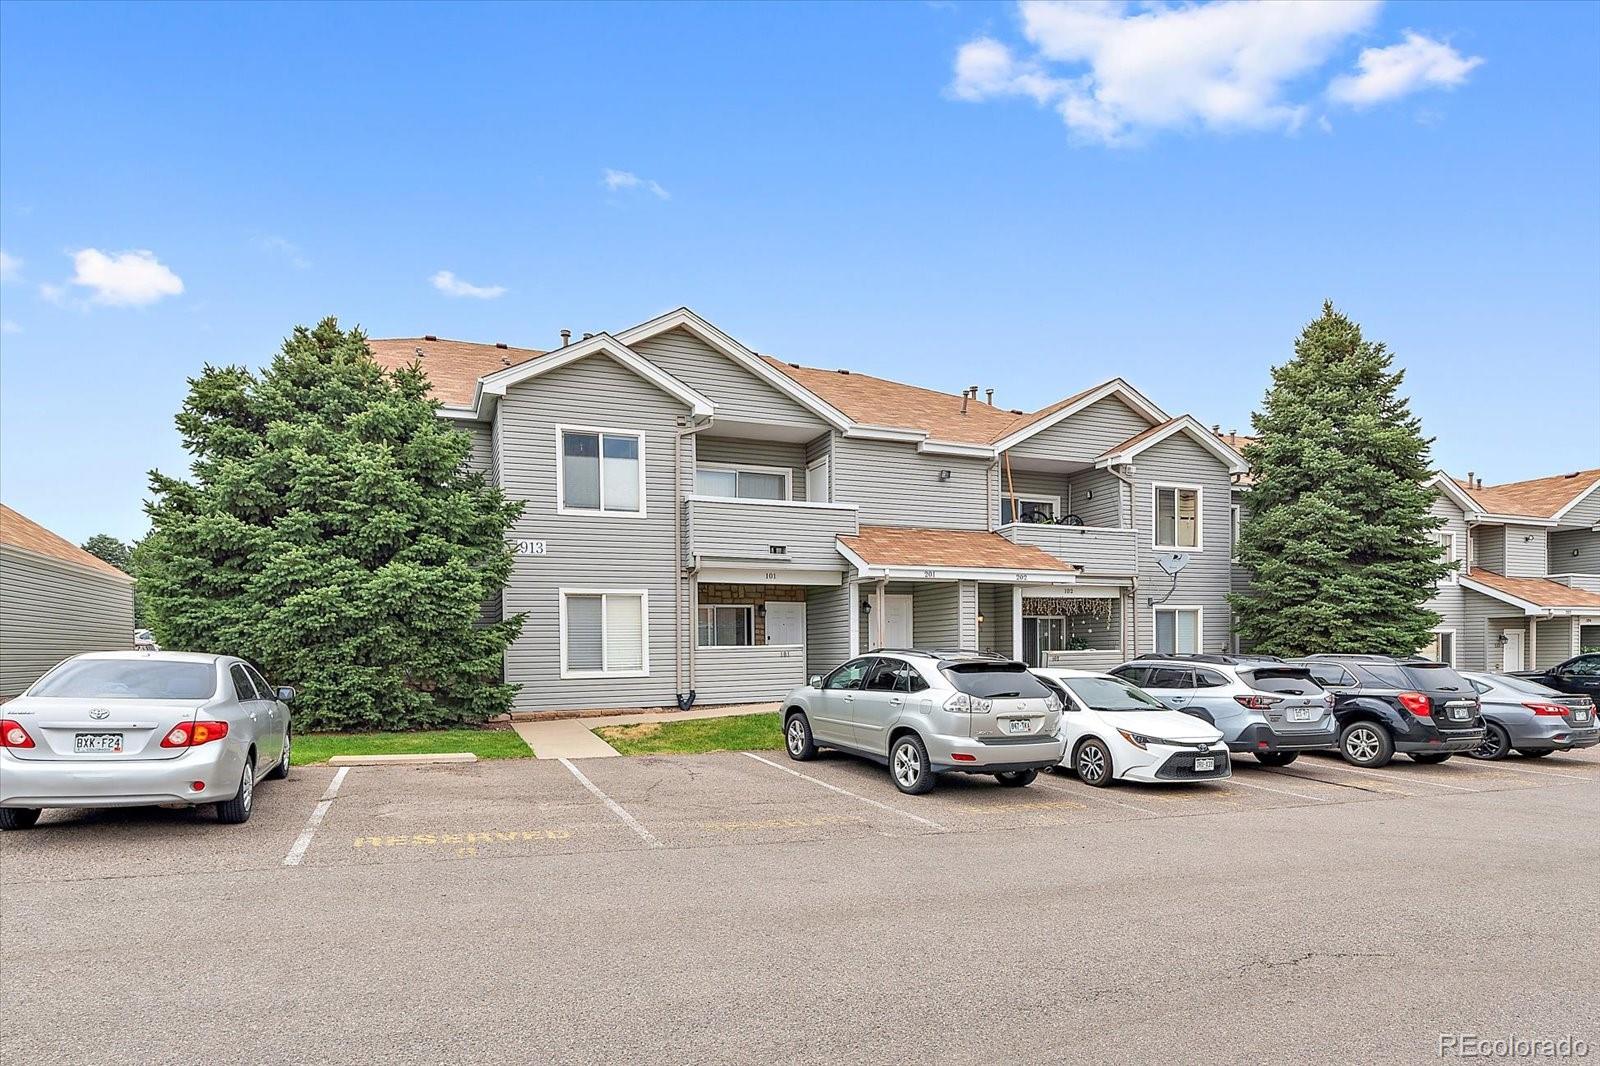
[4,746,1598,1063]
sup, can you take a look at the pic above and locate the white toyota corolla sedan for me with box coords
[1032,668,1231,786]
[0,651,293,829]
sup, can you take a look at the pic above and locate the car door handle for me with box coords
[888,697,904,707]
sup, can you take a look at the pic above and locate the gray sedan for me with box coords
[0,651,293,829]
[1460,671,1599,760]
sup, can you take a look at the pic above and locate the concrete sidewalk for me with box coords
[513,702,778,759]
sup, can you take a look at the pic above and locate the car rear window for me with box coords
[1239,666,1324,695]
[1401,663,1472,694]
[1483,674,1560,697]
[29,659,217,700]
[940,662,1055,699]
[1353,664,1411,689]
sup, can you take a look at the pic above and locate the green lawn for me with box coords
[293,728,534,764]
[595,712,782,756]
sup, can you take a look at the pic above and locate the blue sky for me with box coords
[2,1,1596,544]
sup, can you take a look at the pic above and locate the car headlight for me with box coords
[1117,729,1171,750]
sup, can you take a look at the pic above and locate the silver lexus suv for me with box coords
[780,650,1065,795]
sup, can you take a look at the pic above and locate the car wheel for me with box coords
[1469,723,1510,761]
[216,755,255,825]
[1409,752,1452,764]
[996,769,1037,788]
[784,712,817,761]
[266,730,292,780]
[888,734,935,795]
[1074,738,1114,787]
[1340,722,1394,768]
[0,808,41,831]
[1517,749,1555,758]
[1254,751,1299,767]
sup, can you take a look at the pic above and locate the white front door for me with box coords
[1502,629,1525,672]
[765,602,806,647]
[806,457,830,503]
[881,594,913,648]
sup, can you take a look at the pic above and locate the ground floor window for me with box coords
[697,605,754,647]
[561,590,648,676]
[1154,607,1201,654]
[1423,629,1456,666]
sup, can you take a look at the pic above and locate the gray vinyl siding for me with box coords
[1562,487,1600,527]
[685,498,856,569]
[999,469,1069,519]
[1001,525,1137,576]
[498,353,689,711]
[804,433,834,503]
[831,435,991,530]
[0,546,135,697]
[982,584,1014,655]
[630,328,826,433]
[805,583,852,679]
[1131,434,1233,654]
[1461,590,1530,672]
[695,437,810,501]
[1424,496,1470,662]
[911,582,963,649]
[461,421,493,477]
[1500,525,1549,578]
[1473,526,1505,574]
[692,646,806,703]
[1071,468,1124,527]
[1005,396,1153,464]
[1551,530,1600,575]
[958,581,978,648]
[1534,618,1578,669]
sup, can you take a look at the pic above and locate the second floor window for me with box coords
[696,465,789,501]
[1154,485,1201,550]
[561,429,643,515]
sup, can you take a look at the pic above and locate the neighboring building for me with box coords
[0,504,137,698]
[371,308,1246,714]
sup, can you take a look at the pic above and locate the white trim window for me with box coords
[695,464,790,501]
[1002,495,1062,525]
[558,426,645,516]
[560,590,649,677]
[1424,628,1456,666]
[1153,483,1203,551]
[697,605,755,647]
[1435,530,1462,584]
[1154,606,1203,655]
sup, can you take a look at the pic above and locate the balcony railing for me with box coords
[684,495,858,569]
[998,522,1138,576]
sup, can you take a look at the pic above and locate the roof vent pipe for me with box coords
[1467,471,1475,489]
[960,391,969,416]
[560,329,571,347]
[582,332,594,340]
[985,388,994,406]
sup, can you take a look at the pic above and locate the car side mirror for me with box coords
[276,686,296,701]
[809,675,822,688]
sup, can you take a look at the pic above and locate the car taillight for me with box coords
[1397,692,1432,717]
[1523,702,1569,717]
[160,720,230,747]
[1,719,36,749]
[1233,694,1282,710]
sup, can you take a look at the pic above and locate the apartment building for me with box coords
[371,308,1246,713]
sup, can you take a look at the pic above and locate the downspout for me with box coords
[1110,463,1138,655]
[675,415,712,709]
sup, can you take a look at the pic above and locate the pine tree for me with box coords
[140,318,522,730]
[1229,302,1450,656]
[82,533,149,627]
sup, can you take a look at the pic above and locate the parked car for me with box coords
[1295,654,1484,768]
[1032,668,1230,786]
[1513,653,1600,704]
[1109,654,1337,766]
[0,651,293,830]
[781,650,1065,795]
[1459,671,1598,760]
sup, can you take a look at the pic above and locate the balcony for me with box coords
[684,496,858,573]
[998,523,1138,577]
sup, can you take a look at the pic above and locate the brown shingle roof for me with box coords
[838,526,1075,572]
[0,505,135,582]
[760,358,1027,445]
[1455,469,1600,520]
[368,336,544,408]
[1466,568,1600,609]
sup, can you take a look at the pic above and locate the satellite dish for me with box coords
[1157,552,1190,575]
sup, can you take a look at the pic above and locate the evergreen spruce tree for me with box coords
[141,318,522,730]
[82,533,148,627]
[1229,302,1450,656]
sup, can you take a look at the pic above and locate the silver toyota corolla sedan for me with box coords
[0,651,293,829]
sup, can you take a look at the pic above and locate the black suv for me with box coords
[1294,654,1486,768]
[1515,654,1600,703]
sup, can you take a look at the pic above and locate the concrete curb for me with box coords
[327,752,479,766]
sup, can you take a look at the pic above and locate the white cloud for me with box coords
[1,319,20,334]
[0,250,19,282]
[951,0,1391,144]
[256,235,310,269]
[602,168,670,200]
[1328,31,1482,107]
[69,249,184,306]
[430,270,507,300]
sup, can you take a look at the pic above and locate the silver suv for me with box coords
[1110,654,1337,765]
[780,650,1065,794]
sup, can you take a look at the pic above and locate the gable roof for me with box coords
[1462,568,1600,614]
[0,504,135,582]
[1093,415,1248,474]
[368,336,544,408]
[761,359,1022,445]
[1459,469,1600,521]
[989,379,1169,454]
[837,526,1075,574]
[477,332,714,417]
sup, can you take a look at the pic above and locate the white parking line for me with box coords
[742,753,947,831]
[283,767,350,867]
[1031,775,1159,814]
[560,758,662,848]
[1303,759,1481,792]
[1451,760,1584,781]
[1225,777,1326,802]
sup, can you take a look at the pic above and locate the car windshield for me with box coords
[1480,674,1560,697]
[29,659,217,700]
[940,662,1054,699]
[1060,676,1165,712]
